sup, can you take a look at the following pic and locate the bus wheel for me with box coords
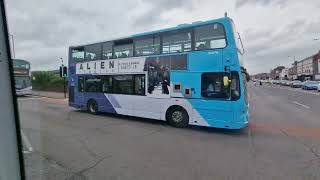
[166,106,189,128]
[87,99,98,114]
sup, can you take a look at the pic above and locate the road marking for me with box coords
[286,88,319,95]
[268,85,320,96]
[21,130,34,153]
[291,101,310,109]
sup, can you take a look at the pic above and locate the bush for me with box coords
[32,71,68,92]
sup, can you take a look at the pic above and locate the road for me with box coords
[18,84,320,180]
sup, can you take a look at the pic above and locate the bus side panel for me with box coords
[82,93,117,113]
[170,71,234,129]
[232,71,249,129]
[188,51,223,72]
[105,94,162,120]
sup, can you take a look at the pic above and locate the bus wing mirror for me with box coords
[223,76,231,87]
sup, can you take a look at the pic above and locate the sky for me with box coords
[5,0,320,74]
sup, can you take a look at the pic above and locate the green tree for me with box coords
[32,71,67,92]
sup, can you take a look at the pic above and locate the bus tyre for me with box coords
[167,107,189,128]
[87,100,98,114]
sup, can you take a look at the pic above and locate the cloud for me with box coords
[133,0,196,27]
[5,0,320,74]
[235,0,288,9]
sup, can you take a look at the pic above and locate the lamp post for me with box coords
[59,57,66,98]
[287,56,296,80]
[60,57,64,66]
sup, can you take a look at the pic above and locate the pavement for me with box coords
[17,84,320,180]
[32,90,68,99]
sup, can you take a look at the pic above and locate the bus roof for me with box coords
[70,17,232,48]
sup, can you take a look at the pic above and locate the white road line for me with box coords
[291,101,311,109]
[20,130,34,153]
[269,85,320,96]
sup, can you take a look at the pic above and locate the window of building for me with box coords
[113,75,134,94]
[72,47,85,61]
[134,75,145,95]
[102,42,113,60]
[102,76,113,93]
[201,72,230,99]
[85,76,102,92]
[84,44,102,61]
[194,24,226,50]
[135,36,160,56]
[162,31,192,54]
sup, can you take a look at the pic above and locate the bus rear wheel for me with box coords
[166,106,189,128]
[87,99,98,114]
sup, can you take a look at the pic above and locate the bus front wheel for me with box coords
[87,99,98,114]
[166,106,189,128]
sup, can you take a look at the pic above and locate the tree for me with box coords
[32,71,67,92]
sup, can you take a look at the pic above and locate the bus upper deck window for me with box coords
[72,47,85,61]
[84,44,102,61]
[194,24,226,50]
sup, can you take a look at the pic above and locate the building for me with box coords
[253,73,270,80]
[288,61,298,80]
[314,51,320,80]
[279,68,289,80]
[270,66,285,80]
[296,50,320,81]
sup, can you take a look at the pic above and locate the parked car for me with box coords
[272,80,279,84]
[290,80,302,88]
[280,80,289,86]
[285,81,291,86]
[302,81,320,90]
[279,80,285,86]
[318,83,320,92]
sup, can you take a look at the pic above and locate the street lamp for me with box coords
[60,57,64,66]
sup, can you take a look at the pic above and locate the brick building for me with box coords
[296,50,320,81]
[270,66,285,80]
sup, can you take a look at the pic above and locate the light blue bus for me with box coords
[68,16,249,129]
[13,59,32,96]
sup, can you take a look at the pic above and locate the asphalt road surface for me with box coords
[18,84,320,180]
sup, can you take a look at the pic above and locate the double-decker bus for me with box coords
[12,59,32,96]
[68,16,249,129]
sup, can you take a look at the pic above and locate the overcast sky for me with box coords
[5,0,320,74]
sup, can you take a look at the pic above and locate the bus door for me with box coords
[197,72,233,124]
[75,76,85,105]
